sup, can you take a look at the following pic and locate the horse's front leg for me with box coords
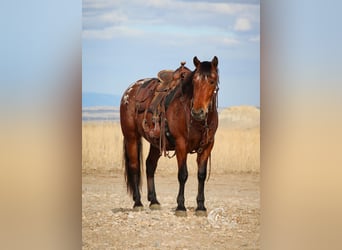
[175,141,188,216]
[195,143,214,216]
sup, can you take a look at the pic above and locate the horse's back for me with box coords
[120,81,141,134]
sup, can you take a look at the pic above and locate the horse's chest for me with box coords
[186,126,206,152]
[187,119,217,153]
[188,127,202,142]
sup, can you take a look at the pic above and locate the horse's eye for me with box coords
[210,80,215,85]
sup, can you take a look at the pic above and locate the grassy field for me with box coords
[82,106,260,175]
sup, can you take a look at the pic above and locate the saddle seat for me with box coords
[157,70,174,84]
[136,61,192,139]
[156,61,189,92]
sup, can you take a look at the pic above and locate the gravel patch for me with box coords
[82,173,260,249]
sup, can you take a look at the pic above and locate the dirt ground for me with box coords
[82,172,260,249]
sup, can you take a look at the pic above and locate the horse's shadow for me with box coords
[111,208,133,213]
[111,206,197,214]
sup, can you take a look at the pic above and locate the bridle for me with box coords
[188,76,219,151]
[189,75,219,120]
[189,79,218,182]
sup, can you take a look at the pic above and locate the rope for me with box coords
[207,153,211,182]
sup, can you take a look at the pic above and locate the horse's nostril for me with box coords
[191,108,206,121]
[196,109,205,116]
[192,108,203,115]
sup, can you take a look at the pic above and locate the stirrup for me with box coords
[149,123,160,138]
[142,118,149,133]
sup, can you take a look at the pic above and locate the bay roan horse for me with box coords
[120,56,219,216]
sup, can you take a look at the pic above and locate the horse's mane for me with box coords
[181,70,195,96]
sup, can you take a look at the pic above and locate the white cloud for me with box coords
[234,18,252,31]
[221,37,240,46]
[83,0,259,41]
[99,10,127,24]
[207,2,256,15]
[143,0,257,16]
[249,35,260,42]
[83,0,123,9]
[83,10,128,29]
[83,25,144,40]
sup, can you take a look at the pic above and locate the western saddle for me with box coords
[135,61,191,141]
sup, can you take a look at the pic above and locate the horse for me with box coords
[120,56,219,216]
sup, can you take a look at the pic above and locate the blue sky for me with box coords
[82,0,260,107]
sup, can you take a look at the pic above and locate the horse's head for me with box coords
[191,56,219,121]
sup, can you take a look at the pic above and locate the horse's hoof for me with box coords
[132,206,144,212]
[195,210,207,217]
[150,203,161,210]
[175,210,187,217]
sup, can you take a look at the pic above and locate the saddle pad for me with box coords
[135,78,159,102]
[164,83,181,109]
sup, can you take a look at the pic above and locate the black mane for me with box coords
[181,70,195,96]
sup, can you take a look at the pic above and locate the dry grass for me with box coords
[82,120,259,175]
[211,126,260,173]
[82,122,122,174]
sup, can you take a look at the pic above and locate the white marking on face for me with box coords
[195,74,201,82]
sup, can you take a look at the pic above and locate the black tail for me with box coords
[123,138,143,196]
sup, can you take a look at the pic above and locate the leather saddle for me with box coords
[157,70,174,84]
[135,62,191,112]
[156,61,190,92]
[135,61,192,138]
[135,78,159,111]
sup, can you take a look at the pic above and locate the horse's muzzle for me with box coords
[191,108,207,121]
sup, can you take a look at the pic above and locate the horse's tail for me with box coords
[123,138,143,196]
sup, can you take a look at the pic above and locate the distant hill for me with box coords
[82,92,121,107]
[82,106,120,122]
[219,106,260,129]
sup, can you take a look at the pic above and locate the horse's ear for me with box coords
[193,56,200,68]
[212,56,218,68]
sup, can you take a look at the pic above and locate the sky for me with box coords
[82,0,260,107]
[1,1,342,248]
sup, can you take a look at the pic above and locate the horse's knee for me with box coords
[178,166,188,183]
[146,164,156,177]
[198,171,207,182]
[198,166,207,181]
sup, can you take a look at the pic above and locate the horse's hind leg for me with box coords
[123,137,143,210]
[146,145,161,209]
